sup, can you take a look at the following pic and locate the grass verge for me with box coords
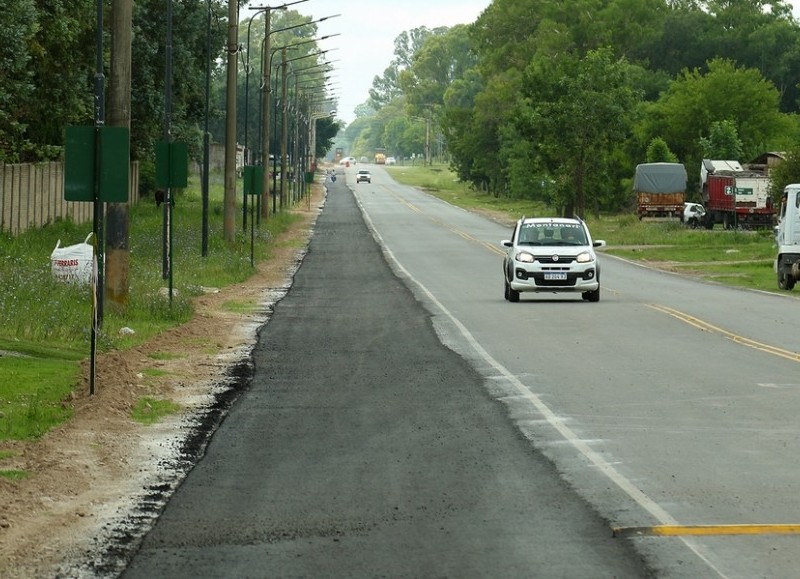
[387,164,779,290]
[0,172,309,441]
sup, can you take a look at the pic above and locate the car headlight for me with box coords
[515,251,535,263]
[576,251,595,263]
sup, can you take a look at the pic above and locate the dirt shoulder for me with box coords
[0,185,325,578]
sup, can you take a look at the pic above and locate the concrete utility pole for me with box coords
[105,0,132,308]
[281,48,289,212]
[223,0,239,242]
[261,8,274,220]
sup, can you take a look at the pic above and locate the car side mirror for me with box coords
[502,240,513,247]
[593,240,606,248]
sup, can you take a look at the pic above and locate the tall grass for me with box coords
[0,172,304,441]
[0,175,299,351]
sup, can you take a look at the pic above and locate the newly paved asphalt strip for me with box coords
[121,179,652,577]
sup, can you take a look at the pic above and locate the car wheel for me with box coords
[778,266,795,290]
[583,288,600,302]
[504,279,520,302]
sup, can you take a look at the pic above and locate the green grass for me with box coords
[0,470,29,481]
[385,165,548,217]
[0,353,78,439]
[222,299,259,314]
[0,448,27,480]
[388,163,780,290]
[0,171,310,442]
[130,397,181,425]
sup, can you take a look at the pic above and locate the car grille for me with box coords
[536,255,576,264]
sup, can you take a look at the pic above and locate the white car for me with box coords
[356,169,371,184]
[385,156,396,165]
[502,217,606,302]
[339,156,357,166]
[682,202,705,228]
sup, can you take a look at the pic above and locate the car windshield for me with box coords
[517,222,588,246]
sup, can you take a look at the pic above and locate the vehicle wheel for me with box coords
[583,288,600,302]
[505,279,520,302]
[688,218,698,229]
[723,213,733,230]
[778,267,796,290]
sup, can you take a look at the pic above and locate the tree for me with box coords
[0,0,96,162]
[644,58,794,179]
[646,137,679,163]
[399,25,476,114]
[314,116,342,158]
[698,119,743,159]
[369,26,444,109]
[517,48,642,217]
[768,150,800,200]
[0,0,36,162]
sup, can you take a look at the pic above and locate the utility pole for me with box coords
[105,0,132,309]
[280,48,289,212]
[261,8,274,220]
[223,0,239,242]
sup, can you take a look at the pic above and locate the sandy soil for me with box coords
[0,186,325,578]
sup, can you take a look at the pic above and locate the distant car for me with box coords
[682,202,706,228]
[501,217,606,302]
[339,156,357,166]
[359,156,369,163]
[356,169,372,184]
[385,156,396,165]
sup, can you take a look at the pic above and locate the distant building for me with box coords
[747,152,786,174]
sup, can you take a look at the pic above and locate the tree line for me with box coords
[342,0,800,217]
[0,1,340,195]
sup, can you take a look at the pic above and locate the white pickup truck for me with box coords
[775,183,800,289]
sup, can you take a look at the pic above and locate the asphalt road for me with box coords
[348,164,800,579]
[121,174,651,578]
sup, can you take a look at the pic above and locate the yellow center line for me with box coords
[382,188,501,253]
[376,189,800,545]
[613,524,800,538]
[648,303,800,362]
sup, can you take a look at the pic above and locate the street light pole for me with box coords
[202,0,211,256]
[261,12,339,219]
[280,55,334,209]
[241,7,271,229]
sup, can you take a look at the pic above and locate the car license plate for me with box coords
[544,272,567,281]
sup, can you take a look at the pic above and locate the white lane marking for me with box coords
[353,192,729,579]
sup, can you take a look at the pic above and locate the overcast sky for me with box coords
[309,0,493,125]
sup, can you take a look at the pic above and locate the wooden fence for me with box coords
[0,161,140,235]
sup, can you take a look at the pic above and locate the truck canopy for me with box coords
[634,163,687,193]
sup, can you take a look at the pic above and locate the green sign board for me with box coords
[65,126,130,202]
[156,141,189,189]
[243,166,264,196]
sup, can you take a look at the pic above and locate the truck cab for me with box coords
[775,184,800,289]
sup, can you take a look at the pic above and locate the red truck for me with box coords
[701,171,774,229]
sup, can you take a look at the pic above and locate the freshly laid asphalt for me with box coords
[121,177,652,577]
